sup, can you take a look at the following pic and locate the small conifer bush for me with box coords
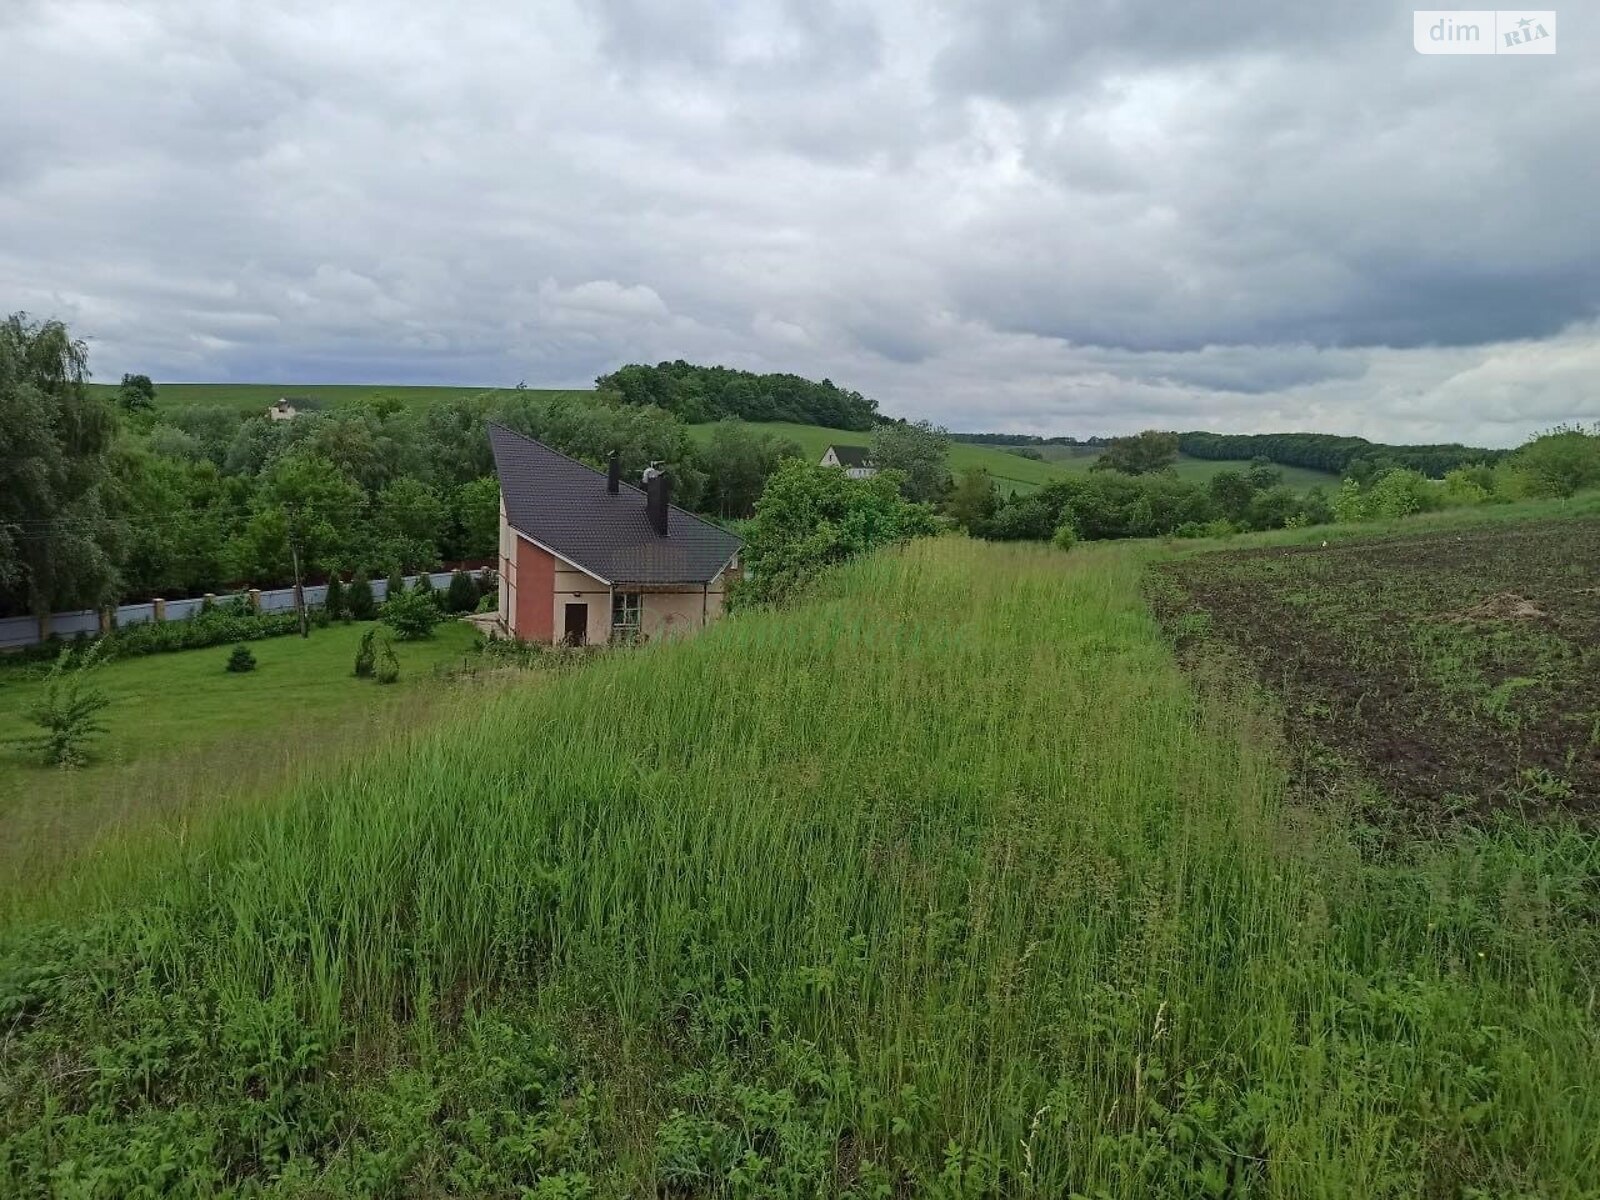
[347,574,376,621]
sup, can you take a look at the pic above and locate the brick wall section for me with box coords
[514,535,556,642]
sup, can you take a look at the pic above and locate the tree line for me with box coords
[950,432,1112,446]
[1,316,808,618]
[8,312,1590,619]
[1175,431,1506,479]
[595,361,881,430]
[951,429,1508,479]
[950,427,1598,546]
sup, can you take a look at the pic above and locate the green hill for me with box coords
[687,419,1075,494]
[87,382,583,415]
[103,383,1337,490]
[1,536,1591,1194]
[1053,449,1340,487]
[707,422,1339,493]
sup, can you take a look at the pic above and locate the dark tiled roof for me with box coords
[488,423,741,585]
[826,444,872,468]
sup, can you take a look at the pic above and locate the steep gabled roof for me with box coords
[826,444,872,468]
[488,423,741,585]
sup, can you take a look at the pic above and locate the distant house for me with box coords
[267,398,299,421]
[488,423,742,645]
[820,444,877,479]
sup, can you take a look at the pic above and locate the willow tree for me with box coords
[0,313,125,616]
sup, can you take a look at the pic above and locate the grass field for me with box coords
[718,425,1339,493]
[999,444,1339,487]
[691,420,1078,494]
[0,620,480,896]
[2,535,1597,1195]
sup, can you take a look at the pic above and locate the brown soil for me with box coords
[1151,517,1600,824]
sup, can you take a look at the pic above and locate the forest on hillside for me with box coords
[954,429,1504,479]
[596,361,880,429]
[1176,431,1507,479]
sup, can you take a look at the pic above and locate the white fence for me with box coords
[0,572,462,651]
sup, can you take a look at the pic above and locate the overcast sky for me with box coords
[2,0,1595,444]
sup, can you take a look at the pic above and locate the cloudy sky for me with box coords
[2,0,1595,444]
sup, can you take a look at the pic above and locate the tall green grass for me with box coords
[2,540,1596,1196]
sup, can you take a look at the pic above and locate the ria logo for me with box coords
[1502,13,1553,47]
[1414,10,1557,54]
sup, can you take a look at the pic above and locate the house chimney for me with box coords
[607,449,620,494]
[643,465,669,536]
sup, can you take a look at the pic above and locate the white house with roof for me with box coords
[820,444,877,479]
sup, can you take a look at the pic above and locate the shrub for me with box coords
[740,461,937,606]
[1506,424,1600,498]
[1245,484,1303,531]
[413,572,438,605]
[475,591,498,614]
[385,570,407,605]
[374,636,400,685]
[1051,524,1077,553]
[225,644,257,673]
[1298,486,1335,526]
[446,570,478,614]
[1332,478,1368,523]
[1366,468,1442,519]
[1173,519,1236,539]
[383,587,440,640]
[21,647,110,768]
[347,574,376,621]
[475,635,548,669]
[324,574,346,620]
[92,608,310,660]
[353,628,378,678]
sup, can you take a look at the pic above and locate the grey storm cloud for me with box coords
[1,0,1596,444]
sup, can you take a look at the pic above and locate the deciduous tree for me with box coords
[0,313,126,616]
[871,420,951,503]
[117,373,156,413]
[1091,430,1178,476]
[944,467,999,533]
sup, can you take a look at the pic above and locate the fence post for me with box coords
[203,593,215,612]
[152,597,166,623]
[38,612,52,643]
[248,589,262,613]
[98,607,114,635]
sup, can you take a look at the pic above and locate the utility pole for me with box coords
[285,504,309,638]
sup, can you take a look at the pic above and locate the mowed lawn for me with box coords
[0,620,480,896]
[0,619,479,773]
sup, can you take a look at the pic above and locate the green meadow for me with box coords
[0,620,480,899]
[2,537,1595,1196]
[690,421,1338,494]
[1007,442,1338,487]
[686,419,1077,494]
